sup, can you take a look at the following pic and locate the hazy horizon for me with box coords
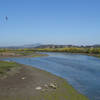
[0,0,100,46]
[0,43,100,48]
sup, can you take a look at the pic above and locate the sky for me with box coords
[0,0,100,46]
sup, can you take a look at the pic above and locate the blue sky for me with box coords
[0,0,100,46]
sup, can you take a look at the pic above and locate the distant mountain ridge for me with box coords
[0,44,100,49]
[0,43,41,49]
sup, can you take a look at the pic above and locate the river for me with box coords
[3,52,100,100]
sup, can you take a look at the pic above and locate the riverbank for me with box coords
[0,61,88,100]
[0,51,48,58]
[34,47,100,58]
[0,48,100,58]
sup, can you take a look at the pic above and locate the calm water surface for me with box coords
[3,53,100,100]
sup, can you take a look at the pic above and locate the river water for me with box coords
[3,52,100,100]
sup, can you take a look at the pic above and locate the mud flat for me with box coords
[0,61,88,100]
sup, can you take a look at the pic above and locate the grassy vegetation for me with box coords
[35,47,100,57]
[35,47,100,53]
[0,61,20,75]
[0,49,48,57]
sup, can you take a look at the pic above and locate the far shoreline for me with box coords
[0,51,100,58]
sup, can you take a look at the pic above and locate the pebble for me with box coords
[49,83,57,89]
[21,77,26,80]
[35,86,42,90]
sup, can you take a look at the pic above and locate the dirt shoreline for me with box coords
[0,62,88,100]
[0,52,48,58]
